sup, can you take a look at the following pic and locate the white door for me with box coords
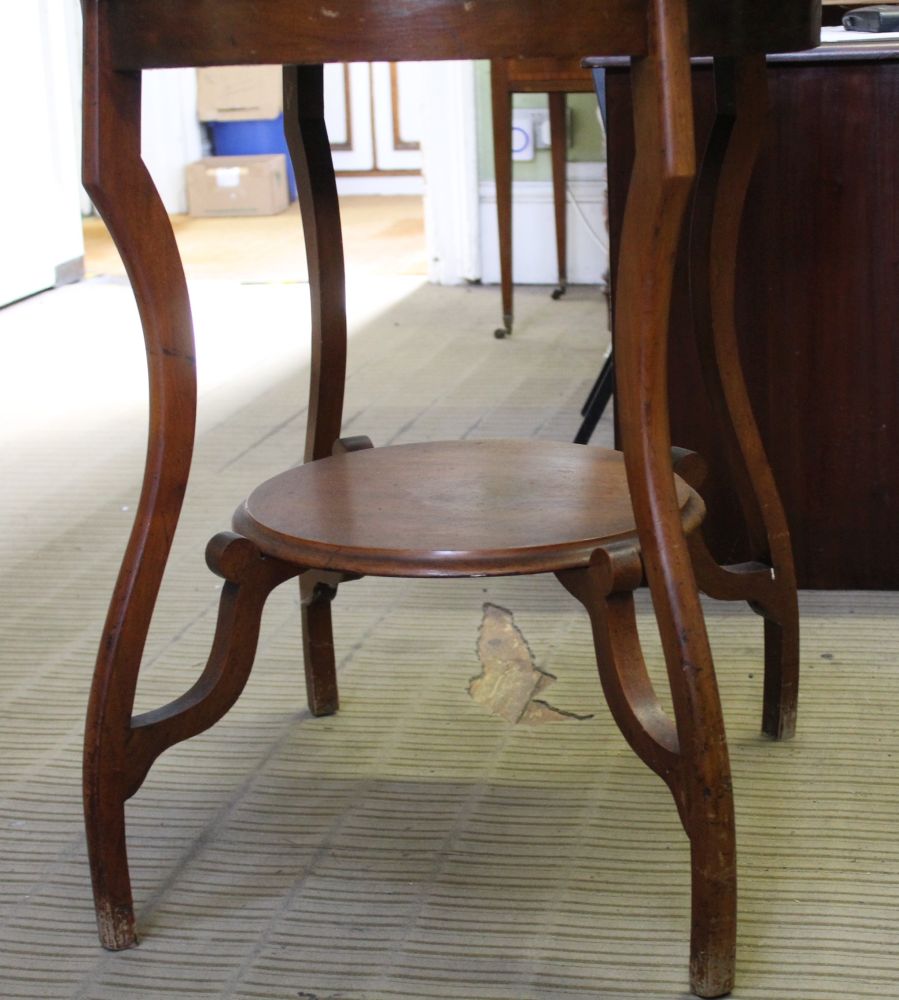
[324,62,425,192]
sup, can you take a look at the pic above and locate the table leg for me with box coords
[283,66,347,467]
[490,59,514,338]
[283,66,356,716]
[614,1,736,994]
[81,8,197,949]
[683,55,799,740]
[549,90,568,300]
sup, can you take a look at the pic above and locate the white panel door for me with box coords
[324,62,375,171]
[371,62,425,171]
[323,62,424,182]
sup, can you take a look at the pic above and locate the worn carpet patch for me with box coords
[468,603,593,724]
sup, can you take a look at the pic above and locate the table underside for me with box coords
[101,0,820,70]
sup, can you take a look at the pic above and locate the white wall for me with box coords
[0,1,84,307]
[141,70,204,215]
[419,65,609,287]
[419,61,481,285]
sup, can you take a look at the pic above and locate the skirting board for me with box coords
[336,174,425,196]
[479,163,608,287]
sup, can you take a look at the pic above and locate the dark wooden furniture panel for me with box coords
[606,46,899,589]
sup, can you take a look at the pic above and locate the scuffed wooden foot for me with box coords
[673,448,798,741]
[688,806,737,998]
[301,573,341,716]
[494,313,513,339]
[760,609,799,740]
[85,532,299,949]
[557,538,736,998]
[87,799,137,951]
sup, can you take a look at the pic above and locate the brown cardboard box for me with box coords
[196,66,282,122]
[186,155,289,217]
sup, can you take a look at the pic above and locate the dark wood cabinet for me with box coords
[606,43,899,589]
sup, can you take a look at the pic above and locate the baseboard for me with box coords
[55,257,85,288]
[478,163,608,286]
[336,174,425,196]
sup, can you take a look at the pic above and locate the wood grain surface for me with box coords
[105,0,820,70]
[607,52,899,588]
[234,440,703,577]
[80,1,818,992]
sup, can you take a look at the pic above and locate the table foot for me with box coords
[494,313,513,339]
[85,533,299,947]
[685,56,800,739]
[672,448,798,741]
[301,574,340,716]
[557,539,736,1000]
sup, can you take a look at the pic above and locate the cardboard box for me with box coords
[196,66,282,122]
[186,155,289,217]
[208,117,297,199]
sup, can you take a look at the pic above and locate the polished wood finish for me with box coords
[590,52,800,736]
[81,0,816,994]
[489,58,593,337]
[683,56,798,739]
[234,440,704,576]
[503,56,601,92]
[605,43,899,589]
[610,5,737,990]
[283,66,346,466]
[283,64,349,717]
[81,0,198,952]
[104,0,819,69]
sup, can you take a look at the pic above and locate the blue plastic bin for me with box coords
[209,115,297,200]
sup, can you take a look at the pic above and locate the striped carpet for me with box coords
[2,264,899,999]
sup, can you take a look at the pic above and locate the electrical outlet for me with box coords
[536,115,552,150]
[535,107,572,149]
[512,107,573,158]
[511,110,536,161]
[529,110,550,149]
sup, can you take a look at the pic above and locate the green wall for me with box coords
[474,61,606,182]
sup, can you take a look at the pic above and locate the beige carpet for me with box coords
[2,219,899,999]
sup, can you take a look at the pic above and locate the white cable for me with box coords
[566,182,609,253]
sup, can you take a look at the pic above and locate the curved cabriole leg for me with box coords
[283,66,355,714]
[283,65,347,467]
[88,532,298,948]
[615,2,735,994]
[686,56,799,740]
[558,541,734,998]
[126,534,301,799]
[81,4,198,951]
[298,439,372,717]
[556,546,685,815]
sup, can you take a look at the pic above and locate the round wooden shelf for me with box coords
[233,440,703,578]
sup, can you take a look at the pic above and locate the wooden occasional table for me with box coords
[489,57,594,338]
[79,2,818,996]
